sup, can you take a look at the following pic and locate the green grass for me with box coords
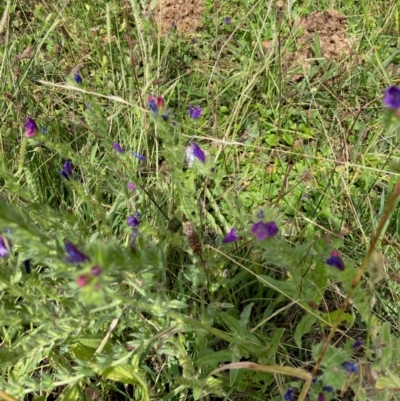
[1,0,400,400]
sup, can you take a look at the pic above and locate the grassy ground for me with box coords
[1,0,400,400]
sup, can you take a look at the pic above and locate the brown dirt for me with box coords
[272,10,353,81]
[153,0,205,35]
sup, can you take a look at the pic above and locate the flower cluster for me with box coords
[149,95,171,121]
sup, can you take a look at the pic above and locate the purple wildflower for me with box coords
[148,95,158,115]
[73,73,82,84]
[353,339,362,349]
[222,228,238,243]
[322,386,333,392]
[224,17,231,24]
[65,241,89,264]
[132,152,146,162]
[172,121,178,126]
[60,161,73,180]
[326,250,345,271]
[77,275,89,287]
[284,388,294,401]
[113,142,123,153]
[317,393,325,401]
[25,117,38,138]
[342,361,359,374]
[251,221,279,241]
[91,265,101,276]
[127,182,136,191]
[383,86,400,109]
[192,143,206,163]
[189,105,202,119]
[0,236,12,257]
[127,215,140,227]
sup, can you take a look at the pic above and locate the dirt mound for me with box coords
[285,10,352,80]
[153,0,205,35]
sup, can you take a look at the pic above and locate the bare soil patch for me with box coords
[153,0,205,35]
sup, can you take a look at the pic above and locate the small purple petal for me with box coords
[132,152,146,162]
[0,236,12,257]
[148,95,158,115]
[172,121,178,126]
[353,339,362,349]
[127,215,140,227]
[63,161,73,177]
[342,361,359,374]
[192,143,206,163]
[284,388,294,401]
[383,86,400,109]
[65,241,89,264]
[251,221,279,241]
[113,142,123,153]
[222,228,238,243]
[317,393,325,401]
[326,250,345,271]
[127,182,136,191]
[91,265,101,276]
[73,73,82,84]
[25,117,38,138]
[322,386,333,393]
[224,17,231,24]
[189,105,202,119]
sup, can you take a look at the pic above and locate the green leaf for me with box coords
[55,384,80,401]
[196,350,232,367]
[240,303,253,329]
[320,310,354,327]
[294,314,316,348]
[220,312,241,333]
[98,365,149,401]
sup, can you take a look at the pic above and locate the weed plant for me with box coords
[1,0,400,400]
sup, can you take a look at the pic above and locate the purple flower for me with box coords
[383,86,400,109]
[342,361,359,374]
[25,117,38,138]
[148,95,158,115]
[65,242,89,264]
[192,143,206,163]
[73,73,82,84]
[353,339,362,349]
[251,221,279,241]
[222,228,238,243]
[91,265,101,276]
[113,142,123,153]
[322,386,333,392]
[60,161,73,180]
[127,215,140,227]
[224,17,231,24]
[77,275,89,287]
[127,182,136,191]
[0,236,12,257]
[284,388,294,401]
[189,105,202,119]
[172,121,178,126]
[132,152,146,162]
[326,250,345,271]
[317,393,325,401]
